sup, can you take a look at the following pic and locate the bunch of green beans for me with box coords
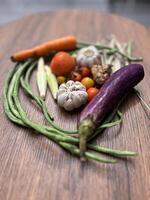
[77,41,143,62]
[3,58,137,164]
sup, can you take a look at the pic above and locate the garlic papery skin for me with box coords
[57,80,88,111]
[76,46,101,67]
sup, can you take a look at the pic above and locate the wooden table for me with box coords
[0,11,150,200]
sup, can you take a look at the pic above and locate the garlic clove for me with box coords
[59,83,67,90]
[88,45,98,53]
[76,85,86,92]
[75,81,85,87]
[87,57,95,67]
[57,93,68,107]
[57,88,67,97]
[76,53,84,63]
[77,56,86,67]
[71,91,83,108]
[66,80,74,87]
[64,98,74,111]
[77,91,88,104]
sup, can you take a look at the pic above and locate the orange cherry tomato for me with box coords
[70,72,82,82]
[79,67,91,77]
[51,52,76,76]
[81,77,94,89]
[87,87,99,101]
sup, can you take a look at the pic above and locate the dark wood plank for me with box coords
[0,11,150,200]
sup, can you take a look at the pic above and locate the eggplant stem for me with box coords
[79,119,95,159]
[79,135,87,161]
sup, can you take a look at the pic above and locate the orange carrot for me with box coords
[11,35,77,62]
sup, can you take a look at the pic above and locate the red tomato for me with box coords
[50,52,76,76]
[70,72,82,82]
[87,87,99,101]
[79,67,91,77]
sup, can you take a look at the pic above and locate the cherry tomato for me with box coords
[57,76,66,85]
[70,72,82,82]
[81,77,94,89]
[51,52,76,76]
[87,87,99,101]
[79,67,91,77]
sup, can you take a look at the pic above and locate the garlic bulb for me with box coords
[76,46,101,67]
[57,80,87,111]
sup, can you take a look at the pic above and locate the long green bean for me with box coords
[59,142,117,163]
[3,65,25,126]
[126,41,150,114]
[7,66,21,119]
[3,59,137,164]
[87,144,137,157]
[77,41,143,62]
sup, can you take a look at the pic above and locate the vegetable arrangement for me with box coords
[3,35,147,164]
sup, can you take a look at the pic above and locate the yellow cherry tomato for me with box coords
[81,77,94,89]
[57,76,66,85]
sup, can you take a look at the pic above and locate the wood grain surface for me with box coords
[0,11,150,200]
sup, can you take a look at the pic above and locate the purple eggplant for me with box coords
[78,64,144,159]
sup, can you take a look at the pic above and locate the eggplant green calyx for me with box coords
[79,118,95,161]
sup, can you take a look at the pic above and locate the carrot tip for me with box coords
[11,56,15,62]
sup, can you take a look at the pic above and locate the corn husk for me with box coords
[45,65,58,100]
[36,57,47,99]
